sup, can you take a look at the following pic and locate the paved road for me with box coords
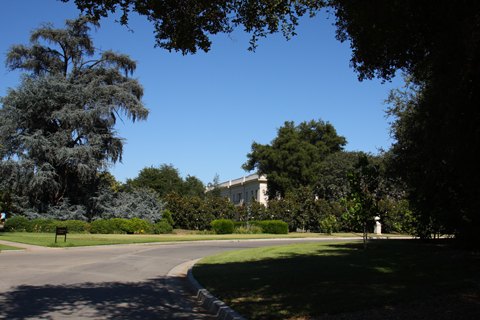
[0,238,356,319]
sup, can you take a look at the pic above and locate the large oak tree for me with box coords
[242,119,346,199]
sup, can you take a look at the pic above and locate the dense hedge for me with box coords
[4,217,91,233]
[155,221,173,234]
[211,219,234,234]
[234,220,288,234]
[4,216,30,232]
[2,217,173,234]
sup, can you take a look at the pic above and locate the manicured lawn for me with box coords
[0,231,406,247]
[0,243,24,251]
[193,239,478,320]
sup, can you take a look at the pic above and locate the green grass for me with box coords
[0,243,25,251]
[0,231,407,247]
[193,239,478,320]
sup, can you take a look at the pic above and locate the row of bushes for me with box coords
[2,216,173,234]
[211,219,288,235]
[166,189,413,234]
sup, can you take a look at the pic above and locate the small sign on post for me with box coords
[55,227,67,243]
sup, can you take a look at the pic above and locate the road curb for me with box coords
[186,259,247,320]
[166,258,246,320]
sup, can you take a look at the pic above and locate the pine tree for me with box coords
[0,16,149,218]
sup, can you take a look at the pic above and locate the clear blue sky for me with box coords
[1,0,405,185]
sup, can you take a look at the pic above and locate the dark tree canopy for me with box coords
[62,0,326,54]
[242,119,346,199]
[0,16,148,217]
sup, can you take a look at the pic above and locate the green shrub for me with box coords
[128,217,154,234]
[318,215,338,235]
[161,209,175,227]
[27,218,60,233]
[90,219,113,234]
[108,218,132,233]
[4,216,30,232]
[64,220,90,233]
[234,220,288,234]
[211,219,234,234]
[258,220,289,234]
[90,218,133,234]
[234,224,263,234]
[155,221,173,234]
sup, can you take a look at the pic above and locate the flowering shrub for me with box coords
[4,216,30,232]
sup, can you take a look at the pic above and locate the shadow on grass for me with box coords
[193,239,480,320]
[0,277,215,320]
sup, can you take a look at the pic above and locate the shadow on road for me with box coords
[0,277,214,319]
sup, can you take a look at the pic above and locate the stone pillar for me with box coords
[374,216,382,235]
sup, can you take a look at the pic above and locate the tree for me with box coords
[0,16,148,218]
[333,1,480,247]
[317,151,366,203]
[183,175,206,198]
[123,164,184,198]
[342,156,382,249]
[206,173,222,199]
[242,119,347,199]
[62,0,326,54]
[122,164,206,199]
[384,77,460,239]
[96,187,164,223]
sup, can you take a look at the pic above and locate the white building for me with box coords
[215,174,268,206]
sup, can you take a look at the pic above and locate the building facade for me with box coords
[216,174,268,206]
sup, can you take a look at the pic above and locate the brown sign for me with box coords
[55,227,67,243]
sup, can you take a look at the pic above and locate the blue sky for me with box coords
[1,0,405,185]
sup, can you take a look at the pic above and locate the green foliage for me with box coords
[90,219,116,234]
[121,164,206,199]
[27,219,59,233]
[318,214,338,235]
[64,220,91,233]
[161,209,174,227]
[233,220,288,234]
[4,216,30,232]
[0,16,148,220]
[257,220,288,234]
[342,156,383,249]
[63,0,326,54]
[234,224,263,234]
[211,219,234,234]
[242,119,347,199]
[335,1,480,247]
[89,218,153,234]
[206,173,222,199]
[183,175,207,199]
[129,217,154,234]
[96,187,165,223]
[154,221,173,234]
[165,191,237,230]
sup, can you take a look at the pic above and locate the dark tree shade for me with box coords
[242,119,347,199]
[0,16,148,216]
[62,0,327,54]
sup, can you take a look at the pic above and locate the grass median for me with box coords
[0,243,24,251]
[0,231,406,247]
[193,239,479,320]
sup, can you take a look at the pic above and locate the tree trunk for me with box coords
[363,223,368,250]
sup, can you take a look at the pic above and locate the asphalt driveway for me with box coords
[0,238,346,319]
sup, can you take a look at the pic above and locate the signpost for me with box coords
[55,227,67,243]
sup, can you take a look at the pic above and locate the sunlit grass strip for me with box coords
[193,240,476,320]
[0,243,25,251]
[0,232,408,247]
